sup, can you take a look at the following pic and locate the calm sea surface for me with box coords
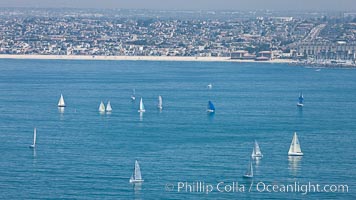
[0,59,355,199]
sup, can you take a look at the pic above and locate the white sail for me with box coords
[249,161,254,177]
[130,160,144,183]
[288,132,303,156]
[158,95,163,109]
[252,140,263,158]
[243,160,253,178]
[33,128,36,146]
[29,128,36,148]
[58,94,66,107]
[106,101,112,112]
[134,160,142,180]
[99,101,105,112]
[138,98,145,112]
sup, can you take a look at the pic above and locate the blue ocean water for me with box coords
[0,59,355,199]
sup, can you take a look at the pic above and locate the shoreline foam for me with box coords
[0,54,295,64]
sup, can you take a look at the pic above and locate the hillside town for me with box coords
[1,8,356,66]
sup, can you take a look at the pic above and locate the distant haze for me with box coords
[0,0,355,11]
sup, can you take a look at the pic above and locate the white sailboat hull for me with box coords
[29,144,35,148]
[206,109,215,113]
[252,154,263,158]
[129,179,144,183]
[131,96,136,101]
[297,103,304,107]
[288,152,304,156]
[138,110,145,113]
[243,174,253,178]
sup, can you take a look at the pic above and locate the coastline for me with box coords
[0,54,295,64]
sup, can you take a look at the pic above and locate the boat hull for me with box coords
[29,144,35,148]
[138,110,145,113]
[297,103,304,107]
[130,179,144,183]
[288,152,304,156]
[206,109,215,113]
[243,175,253,178]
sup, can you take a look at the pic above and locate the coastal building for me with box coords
[296,42,356,60]
[231,50,248,59]
[256,51,273,60]
[0,8,355,66]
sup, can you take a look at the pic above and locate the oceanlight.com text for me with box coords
[165,181,349,195]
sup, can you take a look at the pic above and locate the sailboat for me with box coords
[99,101,105,113]
[106,101,112,112]
[29,128,36,148]
[206,101,215,113]
[288,132,304,156]
[243,159,254,178]
[138,98,145,112]
[58,94,66,107]
[157,95,163,110]
[297,92,304,107]
[207,83,212,89]
[251,140,263,158]
[129,160,144,183]
[131,89,136,101]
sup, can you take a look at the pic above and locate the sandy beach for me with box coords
[0,54,296,63]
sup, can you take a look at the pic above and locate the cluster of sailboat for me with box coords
[243,132,303,178]
[43,88,305,182]
[28,128,303,181]
[99,101,112,113]
[130,133,303,182]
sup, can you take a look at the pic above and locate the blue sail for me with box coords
[208,101,215,111]
[298,93,304,104]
